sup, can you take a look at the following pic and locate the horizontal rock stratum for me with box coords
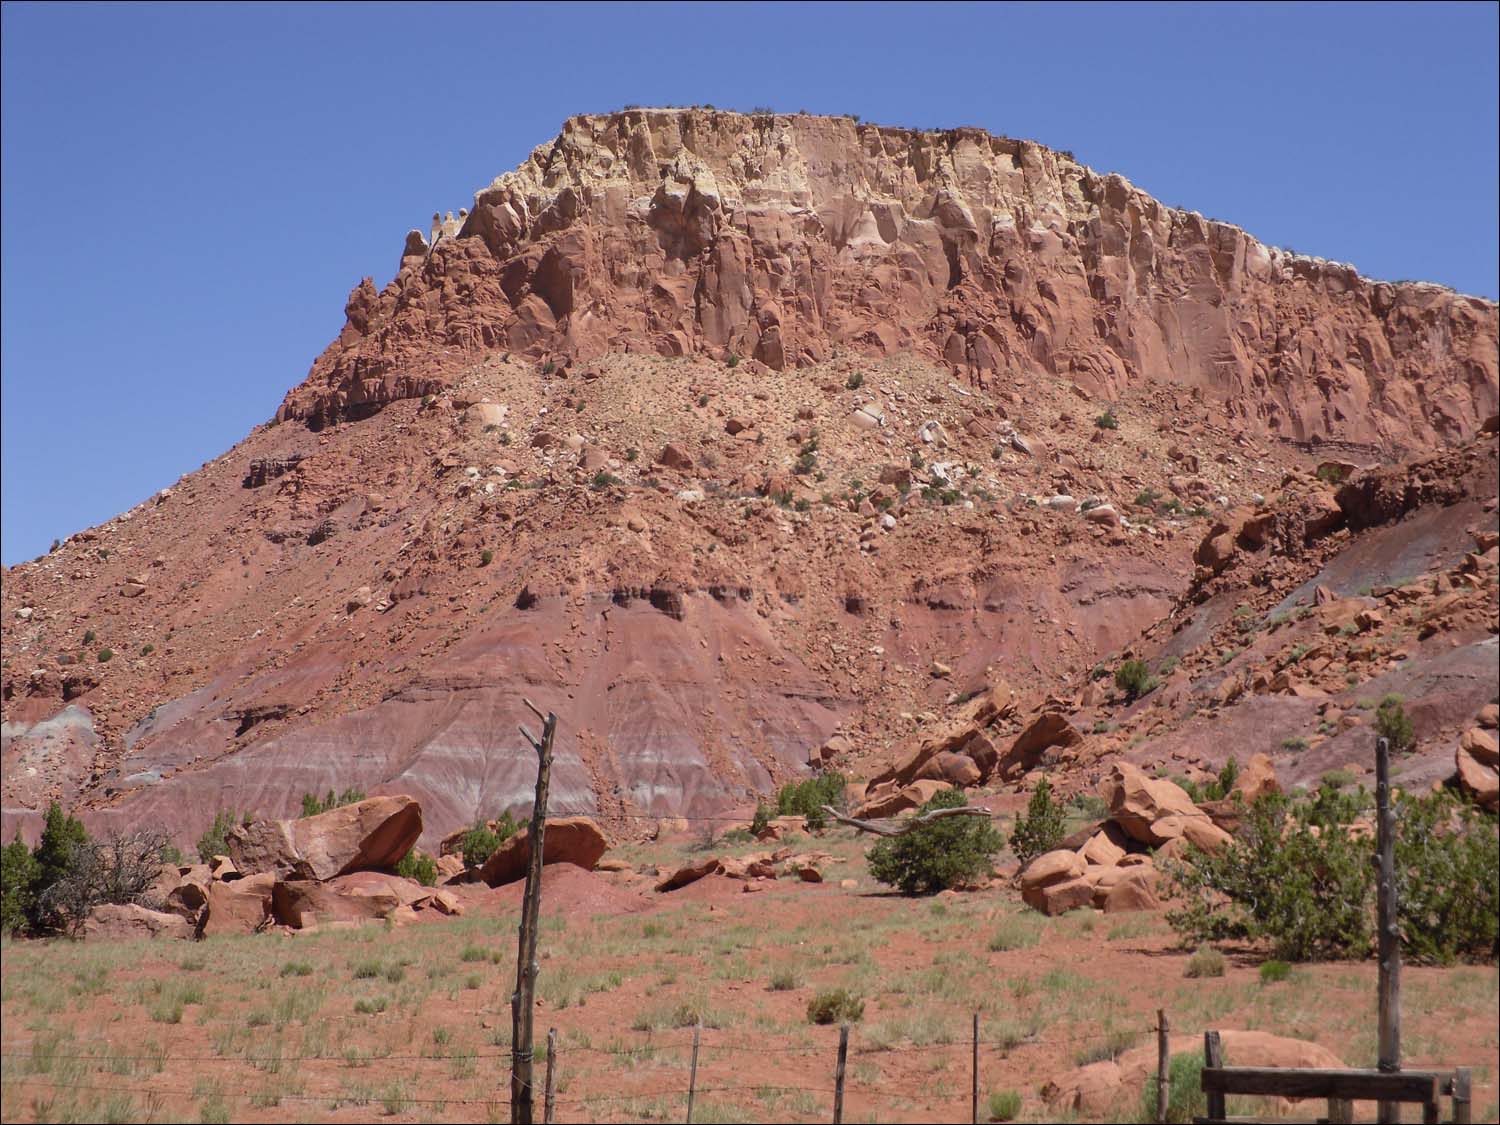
[285,108,1496,451]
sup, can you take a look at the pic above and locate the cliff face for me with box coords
[283,108,1497,453]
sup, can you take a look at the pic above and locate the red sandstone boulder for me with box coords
[1103,762,1205,846]
[1456,745,1499,812]
[478,817,608,887]
[1231,752,1280,803]
[83,903,194,941]
[999,711,1082,778]
[227,796,423,881]
[202,872,274,936]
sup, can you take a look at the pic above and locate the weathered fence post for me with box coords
[1203,1031,1225,1122]
[1452,1066,1472,1124]
[1375,735,1402,1125]
[971,1011,980,1125]
[510,700,557,1125]
[1156,1008,1169,1124]
[543,1028,557,1124]
[686,1021,701,1124]
[833,1023,849,1124]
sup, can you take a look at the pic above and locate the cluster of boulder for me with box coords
[83,798,613,941]
[653,840,841,893]
[1018,757,1276,916]
[852,681,1089,817]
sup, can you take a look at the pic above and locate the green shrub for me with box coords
[868,789,1003,894]
[806,988,864,1025]
[83,630,96,644]
[1009,778,1066,863]
[987,1088,1021,1122]
[395,850,437,886]
[726,353,739,368]
[1184,945,1225,978]
[1259,959,1292,983]
[1114,659,1158,701]
[1316,463,1351,485]
[461,811,519,870]
[300,789,367,818]
[1095,410,1119,430]
[1,832,39,935]
[750,802,772,836]
[196,809,238,863]
[775,771,846,830]
[1139,1051,1207,1124]
[846,372,865,390]
[96,648,113,663]
[480,549,494,566]
[1375,694,1415,752]
[1166,787,1497,962]
[768,968,799,992]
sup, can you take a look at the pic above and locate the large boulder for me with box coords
[1456,745,1499,812]
[202,872,274,936]
[478,817,608,887]
[227,796,423,881]
[853,779,950,819]
[1103,762,1206,846]
[1102,867,1160,913]
[82,903,194,941]
[1020,849,1093,914]
[1231,752,1281,803]
[270,874,420,929]
[998,712,1082,779]
[1024,876,1095,915]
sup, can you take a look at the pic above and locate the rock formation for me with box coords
[283,109,1497,453]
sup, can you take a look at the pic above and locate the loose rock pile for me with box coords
[82,797,612,939]
[1017,757,1270,915]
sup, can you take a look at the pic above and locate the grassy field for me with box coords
[2,825,1496,1123]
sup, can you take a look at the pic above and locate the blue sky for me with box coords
[2,1,1496,565]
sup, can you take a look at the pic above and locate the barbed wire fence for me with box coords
[0,1013,1180,1123]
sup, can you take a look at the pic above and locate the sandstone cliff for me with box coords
[283,108,1497,453]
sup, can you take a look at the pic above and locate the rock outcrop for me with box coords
[281,109,1498,449]
[227,796,422,881]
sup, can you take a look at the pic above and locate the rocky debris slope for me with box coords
[284,109,1497,452]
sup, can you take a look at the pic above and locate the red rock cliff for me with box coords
[281,108,1497,452]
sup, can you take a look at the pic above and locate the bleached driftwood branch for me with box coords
[820,804,993,838]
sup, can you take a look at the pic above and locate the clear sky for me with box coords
[2,2,1496,565]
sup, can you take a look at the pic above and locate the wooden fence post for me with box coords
[1203,1031,1224,1123]
[686,1021,701,1124]
[833,1023,849,1124]
[1156,1009,1169,1124]
[1375,735,1401,1125]
[543,1028,557,1125]
[971,1011,980,1125]
[510,701,557,1125]
[1452,1066,1472,1124]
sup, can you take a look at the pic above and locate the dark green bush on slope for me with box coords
[868,789,1003,894]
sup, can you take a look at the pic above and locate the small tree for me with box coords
[868,789,1003,894]
[1114,658,1158,701]
[1,832,39,936]
[1375,694,1415,753]
[776,771,847,831]
[300,788,367,817]
[1009,778,1067,863]
[196,809,238,863]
